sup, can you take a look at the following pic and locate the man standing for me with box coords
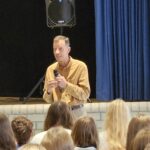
[43,35,90,119]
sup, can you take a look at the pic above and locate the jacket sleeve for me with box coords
[42,67,53,103]
[65,64,90,101]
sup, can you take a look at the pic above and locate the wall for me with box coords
[0,102,150,135]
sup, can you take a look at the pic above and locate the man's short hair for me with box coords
[53,35,70,46]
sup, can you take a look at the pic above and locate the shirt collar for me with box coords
[57,57,72,70]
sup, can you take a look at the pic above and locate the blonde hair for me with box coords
[104,99,131,150]
[71,116,99,150]
[41,126,74,150]
[53,35,70,46]
[144,143,150,150]
[133,128,150,150]
[20,144,46,150]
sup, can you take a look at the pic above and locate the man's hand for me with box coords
[47,80,58,93]
[55,75,68,89]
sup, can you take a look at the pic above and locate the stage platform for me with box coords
[0,97,150,136]
[0,97,46,105]
[0,97,99,105]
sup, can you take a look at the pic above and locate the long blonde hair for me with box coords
[104,99,131,150]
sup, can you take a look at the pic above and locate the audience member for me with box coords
[44,101,73,130]
[41,126,74,150]
[30,101,73,144]
[144,143,150,150]
[132,128,150,150]
[0,112,16,150]
[71,116,99,150]
[99,99,131,150]
[11,115,33,148]
[19,143,46,150]
[126,115,150,150]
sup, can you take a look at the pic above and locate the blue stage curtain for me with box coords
[95,0,150,100]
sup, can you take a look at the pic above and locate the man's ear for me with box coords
[68,46,71,53]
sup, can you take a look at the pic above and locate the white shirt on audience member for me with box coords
[30,128,71,144]
[99,131,109,150]
[74,147,96,150]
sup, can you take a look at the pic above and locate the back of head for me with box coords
[0,112,16,150]
[41,126,74,150]
[20,143,46,150]
[11,115,33,146]
[126,115,150,150]
[133,128,150,150]
[136,114,150,129]
[44,101,73,130]
[104,99,131,149]
[71,116,99,149]
[144,143,150,150]
[126,117,139,150]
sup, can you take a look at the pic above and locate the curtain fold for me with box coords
[95,0,150,100]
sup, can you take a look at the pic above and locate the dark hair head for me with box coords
[44,101,73,130]
[133,128,150,150]
[0,112,16,150]
[11,115,33,146]
[71,116,99,149]
[126,115,150,150]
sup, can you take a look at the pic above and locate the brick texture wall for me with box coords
[0,102,150,135]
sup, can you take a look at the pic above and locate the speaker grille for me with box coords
[46,0,76,28]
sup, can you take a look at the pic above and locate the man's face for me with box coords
[53,39,70,64]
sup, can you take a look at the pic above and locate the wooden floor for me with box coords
[0,97,47,105]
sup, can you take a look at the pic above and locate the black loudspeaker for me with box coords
[45,0,76,28]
